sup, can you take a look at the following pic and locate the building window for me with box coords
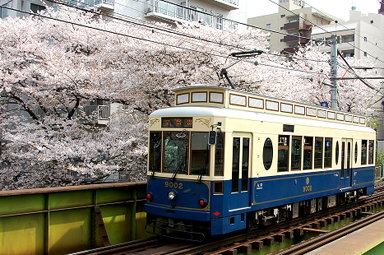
[342,35,354,43]
[370,20,374,24]
[280,39,284,42]
[281,14,285,18]
[344,51,354,57]
[30,3,46,13]
[364,52,368,57]
[266,23,271,29]
[280,26,284,30]
[364,37,367,42]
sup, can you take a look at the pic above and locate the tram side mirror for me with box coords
[208,131,217,145]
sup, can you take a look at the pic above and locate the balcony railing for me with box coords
[284,34,299,42]
[145,0,238,31]
[202,0,239,10]
[283,21,299,30]
[94,0,114,10]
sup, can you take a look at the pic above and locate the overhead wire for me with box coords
[42,0,335,65]
[47,0,255,55]
[1,5,329,78]
[266,0,384,97]
[43,0,333,72]
[266,0,384,67]
[337,50,383,93]
[302,0,384,65]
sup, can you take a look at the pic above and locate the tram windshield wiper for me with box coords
[171,166,180,182]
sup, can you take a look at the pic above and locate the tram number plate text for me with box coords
[303,185,312,193]
[165,181,183,189]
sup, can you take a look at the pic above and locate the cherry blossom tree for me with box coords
[0,6,380,190]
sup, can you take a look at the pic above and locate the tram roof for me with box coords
[171,85,368,127]
[150,106,375,133]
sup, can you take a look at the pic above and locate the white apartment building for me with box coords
[312,9,384,140]
[311,9,384,75]
[247,0,339,53]
[1,0,248,30]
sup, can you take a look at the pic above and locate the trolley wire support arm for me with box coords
[220,49,264,89]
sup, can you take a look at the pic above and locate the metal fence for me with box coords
[0,182,149,255]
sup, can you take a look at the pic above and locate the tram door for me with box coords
[229,134,252,211]
[340,138,353,189]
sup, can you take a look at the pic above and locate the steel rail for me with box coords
[273,210,384,255]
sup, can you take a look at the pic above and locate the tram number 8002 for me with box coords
[165,181,183,189]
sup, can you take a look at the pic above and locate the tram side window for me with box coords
[149,132,162,172]
[324,138,332,168]
[242,138,250,192]
[263,138,273,170]
[191,133,210,176]
[369,140,374,164]
[163,132,189,174]
[335,141,340,165]
[361,140,367,165]
[314,137,323,168]
[278,135,289,172]
[304,137,313,170]
[215,132,225,176]
[232,138,240,192]
[291,136,301,170]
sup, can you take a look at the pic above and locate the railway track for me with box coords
[72,187,384,255]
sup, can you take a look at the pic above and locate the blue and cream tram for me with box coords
[145,86,376,240]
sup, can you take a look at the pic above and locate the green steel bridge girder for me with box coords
[0,182,150,255]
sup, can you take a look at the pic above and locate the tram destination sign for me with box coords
[161,117,193,128]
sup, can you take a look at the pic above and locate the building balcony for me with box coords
[94,0,114,10]
[145,0,238,30]
[299,38,310,44]
[283,21,299,30]
[199,0,239,10]
[284,35,299,42]
[282,47,298,54]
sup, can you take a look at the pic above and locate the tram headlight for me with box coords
[167,190,177,201]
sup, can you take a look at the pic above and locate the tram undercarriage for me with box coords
[247,188,366,229]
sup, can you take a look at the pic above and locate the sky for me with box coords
[247,0,382,21]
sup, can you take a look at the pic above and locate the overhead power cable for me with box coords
[157,0,315,42]
[266,0,384,65]
[337,50,383,93]
[2,5,329,78]
[46,0,254,53]
[43,0,336,64]
[303,1,384,65]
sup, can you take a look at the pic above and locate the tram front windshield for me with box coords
[149,131,210,176]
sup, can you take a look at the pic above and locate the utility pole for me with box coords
[330,37,338,109]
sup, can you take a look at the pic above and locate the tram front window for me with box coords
[191,133,210,176]
[163,132,189,174]
[149,132,162,172]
